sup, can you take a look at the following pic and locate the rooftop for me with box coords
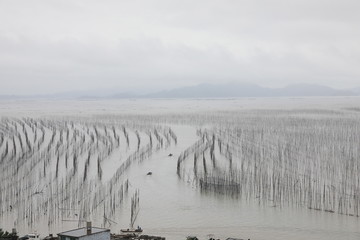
[58,227,110,237]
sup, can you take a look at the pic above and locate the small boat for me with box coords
[19,233,40,240]
[186,236,198,240]
[120,226,143,233]
[121,191,142,234]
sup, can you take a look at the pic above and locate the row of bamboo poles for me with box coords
[177,112,360,217]
[0,117,177,229]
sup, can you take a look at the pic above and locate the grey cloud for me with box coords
[0,0,360,95]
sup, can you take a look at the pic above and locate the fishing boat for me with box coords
[186,236,198,240]
[19,233,40,240]
[120,226,143,233]
[120,190,142,234]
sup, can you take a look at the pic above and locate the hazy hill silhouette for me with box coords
[144,83,357,98]
[0,83,358,99]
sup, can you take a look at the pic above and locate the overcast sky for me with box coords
[1,0,360,95]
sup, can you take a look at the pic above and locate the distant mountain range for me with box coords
[350,87,360,95]
[1,83,359,100]
[144,83,357,98]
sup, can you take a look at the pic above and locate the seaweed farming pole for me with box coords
[130,190,140,229]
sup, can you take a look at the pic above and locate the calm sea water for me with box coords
[1,98,360,240]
